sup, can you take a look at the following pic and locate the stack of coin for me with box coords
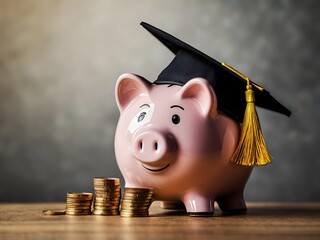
[120,188,153,217]
[65,193,93,215]
[92,177,121,215]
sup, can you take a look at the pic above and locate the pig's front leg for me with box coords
[181,191,214,217]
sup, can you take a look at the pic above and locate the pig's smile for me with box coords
[141,163,170,172]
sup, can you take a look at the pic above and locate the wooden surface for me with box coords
[0,202,320,240]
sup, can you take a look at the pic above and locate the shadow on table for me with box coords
[150,203,320,218]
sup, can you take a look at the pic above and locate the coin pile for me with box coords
[120,188,153,217]
[65,192,93,215]
[92,177,121,215]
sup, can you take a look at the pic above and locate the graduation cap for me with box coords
[140,22,291,167]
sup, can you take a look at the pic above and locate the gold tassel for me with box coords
[231,79,272,166]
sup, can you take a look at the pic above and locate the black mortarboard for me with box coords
[140,22,291,123]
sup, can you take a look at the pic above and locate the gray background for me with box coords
[0,0,319,202]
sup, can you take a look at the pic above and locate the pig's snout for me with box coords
[132,130,173,165]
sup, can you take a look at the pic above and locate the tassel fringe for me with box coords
[231,83,272,166]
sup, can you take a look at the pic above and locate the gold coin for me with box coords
[122,192,153,197]
[94,183,120,186]
[94,201,120,205]
[95,190,120,194]
[66,212,92,216]
[93,200,113,205]
[94,194,113,198]
[92,210,119,215]
[122,195,152,199]
[93,208,119,212]
[94,182,120,186]
[122,198,152,202]
[94,196,112,200]
[66,202,92,205]
[123,190,153,195]
[93,201,119,205]
[94,184,120,187]
[67,193,93,199]
[121,198,152,202]
[94,186,120,191]
[120,209,148,213]
[66,204,91,208]
[94,197,121,202]
[122,206,148,210]
[93,203,119,207]
[66,197,93,201]
[65,204,91,207]
[95,183,120,186]
[94,196,121,200]
[65,205,92,209]
[120,208,148,212]
[124,188,153,193]
[121,199,152,204]
[121,203,151,208]
[43,209,66,215]
[92,213,119,216]
[94,190,121,195]
[65,210,92,214]
[94,177,120,181]
[94,191,120,195]
[65,212,92,215]
[66,203,92,207]
[93,204,119,209]
[122,194,152,198]
[66,201,92,205]
[66,206,92,210]
[94,193,120,198]
[93,198,111,202]
[121,200,151,204]
[120,206,150,211]
[92,209,119,213]
[65,208,92,212]
[94,179,120,186]
[93,200,115,204]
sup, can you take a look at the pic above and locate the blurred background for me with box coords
[0,0,319,202]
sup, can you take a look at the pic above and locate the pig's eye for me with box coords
[172,114,180,124]
[138,112,146,122]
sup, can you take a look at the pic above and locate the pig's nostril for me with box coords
[139,141,143,151]
[154,142,158,151]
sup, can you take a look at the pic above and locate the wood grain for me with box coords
[0,202,320,240]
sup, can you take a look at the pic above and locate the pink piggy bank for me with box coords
[115,73,251,216]
[114,22,290,216]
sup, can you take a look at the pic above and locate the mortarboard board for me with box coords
[140,22,291,167]
[140,22,291,123]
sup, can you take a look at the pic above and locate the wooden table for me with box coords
[0,202,319,239]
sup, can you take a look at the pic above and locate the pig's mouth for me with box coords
[141,164,170,172]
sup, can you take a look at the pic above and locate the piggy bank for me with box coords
[115,73,251,216]
[114,22,290,216]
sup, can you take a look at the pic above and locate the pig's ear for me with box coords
[178,78,217,118]
[116,73,151,112]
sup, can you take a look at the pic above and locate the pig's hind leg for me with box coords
[216,191,247,214]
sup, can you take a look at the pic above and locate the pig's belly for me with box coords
[152,164,253,201]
